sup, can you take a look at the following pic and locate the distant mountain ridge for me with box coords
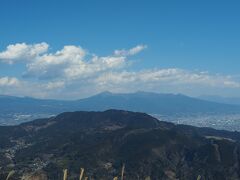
[199,95,240,105]
[1,91,240,125]
[76,91,240,114]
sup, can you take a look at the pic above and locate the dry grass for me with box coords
[79,168,84,180]
[63,169,68,180]
[144,176,151,180]
[4,166,202,180]
[121,164,125,180]
[6,171,15,180]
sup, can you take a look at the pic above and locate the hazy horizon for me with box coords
[1,90,240,102]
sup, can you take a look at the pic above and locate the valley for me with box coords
[1,92,240,132]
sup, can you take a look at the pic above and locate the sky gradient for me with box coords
[0,0,240,99]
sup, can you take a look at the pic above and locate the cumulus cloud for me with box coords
[0,42,240,99]
[0,42,49,64]
[63,55,127,80]
[24,45,128,80]
[25,45,87,79]
[0,43,131,80]
[114,45,147,56]
[95,69,240,89]
[43,81,65,90]
[1,68,240,99]
[0,77,20,87]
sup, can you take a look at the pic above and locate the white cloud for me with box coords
[0,42,49,64]
[44,81,65,90]
[95,69,240,89]
[0,77,20,87]
[114,45,147,56]
[63,55,126,80]
[0,42,240,99]
[24,45,127,80]
[0,43,145,81]
[25,45,86,79]
[1,68,240,99]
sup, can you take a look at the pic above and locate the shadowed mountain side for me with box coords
[0,110,240,179]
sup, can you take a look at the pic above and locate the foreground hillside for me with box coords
[1,110,240,179]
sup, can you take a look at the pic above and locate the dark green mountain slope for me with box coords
[1,110,240,179]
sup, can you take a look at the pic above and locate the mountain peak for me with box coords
[96,91,113,96]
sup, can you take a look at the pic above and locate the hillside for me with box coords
[1,110,240,179]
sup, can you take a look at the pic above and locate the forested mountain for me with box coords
[1,110,240,179]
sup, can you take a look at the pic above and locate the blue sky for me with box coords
[0,0,240,99]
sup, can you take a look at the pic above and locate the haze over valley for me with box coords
[1,91,240,132]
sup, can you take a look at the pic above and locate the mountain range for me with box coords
[199,95,240,105]
[1,91,240,125]
[1,110,240,179]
